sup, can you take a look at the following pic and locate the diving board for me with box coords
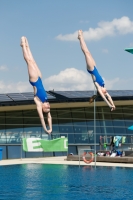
[23,137,68,152]
[125,48,133,54]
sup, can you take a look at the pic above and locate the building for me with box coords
[0,90,133,159]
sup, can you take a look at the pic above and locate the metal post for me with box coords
[79,149,80,167]
[67,133,68,157]
[101,108,108,146]
[94,86,96,167]
[20,139,22,160]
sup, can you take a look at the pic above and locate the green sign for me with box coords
[23,137,68,152]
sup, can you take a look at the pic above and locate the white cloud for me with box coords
[44,68,93,91]
[0,81,32,93]
[104,78,119,89]
[0,66,8,71]
[102,49,109,54]
[111,78,133,90]
[0,68,132,94]
[79,20,89,24]
[56,31,78,41]
[56,16,133,41]
[44,68,120,91]
[129,42,133,47]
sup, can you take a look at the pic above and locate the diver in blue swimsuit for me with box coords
[78,30,115,111]
[21,37,52,134]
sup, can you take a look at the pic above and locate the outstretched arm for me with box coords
[34,97,51,134]
[106,92,116,110]
[47,112,52,134]
[94,83,115,111]
[36,105,49,133]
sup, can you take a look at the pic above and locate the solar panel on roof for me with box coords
[0,90,133,105]
[53,90,133,99]
[46,92,56,99]
[109,90,133,97]
[0,99,12,102]
[0,94,12,102]
[53,91,94,98]
[22,92,56,100]
[7,93,28,101]
[21,93,34,100]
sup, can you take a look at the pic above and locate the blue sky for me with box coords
[0,0,133,93]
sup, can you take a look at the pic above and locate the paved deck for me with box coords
[1,157,133,168]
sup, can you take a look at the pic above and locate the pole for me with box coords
[94,85,96,167]
[20,139,22,160]
[79,149,80,167]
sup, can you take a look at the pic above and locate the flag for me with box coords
[22,137,68,152]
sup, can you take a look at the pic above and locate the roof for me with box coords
[0,90,133,106]
[125,48,133,54]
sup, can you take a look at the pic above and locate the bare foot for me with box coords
[78,30,83,39]
[25,37,29,47]
[20,36,26,47]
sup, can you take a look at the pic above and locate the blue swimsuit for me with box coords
[29,77,48,103]
[87,66,105,87]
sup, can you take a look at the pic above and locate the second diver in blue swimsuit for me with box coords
[78,30,115,111]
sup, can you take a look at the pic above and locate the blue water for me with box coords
[0,164,133,200]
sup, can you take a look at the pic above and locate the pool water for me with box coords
[0,164,133,200]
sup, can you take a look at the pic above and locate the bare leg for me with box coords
[21,37,39,82]
[78,30,96,71]
[25,38,42,78]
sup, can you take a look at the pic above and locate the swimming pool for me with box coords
[0,164,133,200]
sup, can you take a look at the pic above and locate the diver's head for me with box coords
[42,102,50,113]
[101,87,107,95]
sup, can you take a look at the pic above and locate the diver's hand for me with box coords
[110,106,116,111]
[47,129,52,134]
